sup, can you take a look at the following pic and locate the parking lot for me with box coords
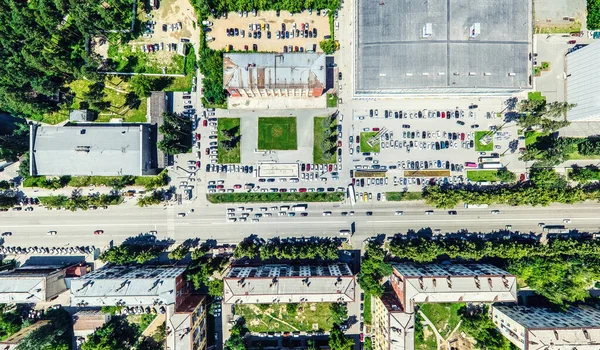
[207,10,331,52]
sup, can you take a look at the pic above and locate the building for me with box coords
[355,0,531,95]
[223,53,327,98]
[566,41,600,121]
[223,263,355,304]
[371,291,415,350]
[29,123,159,176]
[69,109,94,122]
[390,263,518,313]
[492,304,600,349]
[0,265,71,303]
[70,266,187,308]
[72,310,111,349]
[147,91,172,169]
[0,320,50,350]
[166,294,208,350]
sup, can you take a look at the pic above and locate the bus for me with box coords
[464,162,478,168]
[480,162,503,169]
[292,204,308,211]
[347,185,356,206]
[478,156,500,164]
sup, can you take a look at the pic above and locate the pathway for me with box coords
[418,310,444,350]
[249,305,300,332]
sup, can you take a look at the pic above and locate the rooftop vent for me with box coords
[470,23,481,38]
[423,23,432,38]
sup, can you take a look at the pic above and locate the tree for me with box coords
[328,324,353,350]
[319,39,336,54]
[330,303,348,325]
[496,168,516,183]
[224,319,248,350]
[16,309,71,350]
[458,305,511,350]
[130,75,153,97]
[81,319,137,350]
[358,241,392,297]
[529,168,566,189]
[168,244,190,261]
[0,120,29,162]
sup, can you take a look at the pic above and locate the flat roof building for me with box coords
[223,263,355,304]
[223,53,327,98]
[0,265,70,303]
[371,291,415,350]
[391,263,518,313]
[492,304,600,350]
[29,124,158,176]
[70,265,187,308]
[355,0,531,95]
[166,294,208,350]
[566,41,600,121]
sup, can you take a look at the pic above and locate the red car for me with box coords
[195,133,201,141]
[196,161,201,168]
[299,188,307,193]
[460,133,465,140]
[441,112,446,118]
[328,164,333,172]
[94,230,104,235]
[205,148,210,155]
[234,184,242,189]
[360,333,364,342]
[216,185,224,189]
[373,127,380,131]
[301,23,305,30]
[306,164,311,171]
[519,173,526,182]
[567,40,576,44]
[202,119,207,127]
[337,140,342,147]
[356,136,360,143]
[279,189,287,193]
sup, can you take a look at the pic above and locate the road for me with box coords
[3,200,600,248]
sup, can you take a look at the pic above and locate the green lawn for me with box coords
[466,170,500,182]
[258,117,297,150]
[419,303,465,338]
[206,192,344,203]
[106,39,185,74]
[360,132,380,153]
[217,118,241,164]
[327,93,338,108]
[524,131,544,146]
[235,303,334,333]
[385,192,423,201]
[313,116,337,164]
[414,313,438,350]
[527,91,546,102]
[474,131,494,152]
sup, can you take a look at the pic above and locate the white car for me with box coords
[47,231,57,235]
[563,219,571,223]
[395,211,403,215]
[491,210,500,214]
[323,211,332,216]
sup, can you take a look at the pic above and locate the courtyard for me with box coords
[234,303,335,333]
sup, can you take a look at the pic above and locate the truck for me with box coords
[480,162,503,169]
[292,204,308,211]
[464,204,489,209]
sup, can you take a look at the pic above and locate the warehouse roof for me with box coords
[567,41,600,121]
[30,124,155,176]
[223,53,327,90]
[356,0,531,94]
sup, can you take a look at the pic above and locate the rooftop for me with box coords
[70,266,186,307]
[223,263,355,304]
[223,53,327,90]
[0,265,68,303]
[567,41,600,121]
[30,124,155,176]
[493,305,600,349]
[72,310,111,332]
[356,0,531,94]
[394,263,512,277]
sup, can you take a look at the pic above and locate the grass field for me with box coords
[419,303,465,338]
[106,40,185,74]
[217,118,241,164]
[466,170,500,182]
[524,131,544,146]
[207,192,344,203]
[327,93,338,108]
[360,132,380,153]
[313,116,337,164]
[258,117,297,150]
[385,192,424,201]
[235,303,334,333]
[474,131,494,152]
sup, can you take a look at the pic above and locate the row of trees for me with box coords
[99,242,165,265]
[315,116,338,162]
[234,236,340,261]
[137,190,165,207]
[39,193,122,211]
[357,241,392,297]
[157,112,192,155]
[186,247,228,297]
[589,0,600,30]
[197,0,340,17]
[389,236,600,308]
[570,165,600,183]
[423,168,600,208]
[24,171,169,191]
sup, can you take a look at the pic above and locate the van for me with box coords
[339,230,351,236]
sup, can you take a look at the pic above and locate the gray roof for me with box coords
[223,53,327,90]
[30,124,154,176]
[69,110,93,122]
[356,0,530,94]
[0,265,67,303]
[70,266,186,307]
[223,264,355,304]
[567,41,600,121]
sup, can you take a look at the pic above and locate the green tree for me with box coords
[358,241,393,297]
[319,39,336,54]
[496,168,516,183]
[16,309,72,350]
[130,75,153,97]
[329,303,348,325]
[81,319,137,350]
[328,324,353,350]
[459,305,511,350]
[168,244,190,261]
[224,320,248,350]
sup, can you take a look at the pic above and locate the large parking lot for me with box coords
[207,10,331,52]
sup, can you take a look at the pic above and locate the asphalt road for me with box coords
[3,200,600,248]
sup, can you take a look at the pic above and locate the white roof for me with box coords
[494,305,600,349]
[223,264,355,304]
[0,278,45,303]
[70,266,185,307]
[394,263,517,312]
[567,41,600,121]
